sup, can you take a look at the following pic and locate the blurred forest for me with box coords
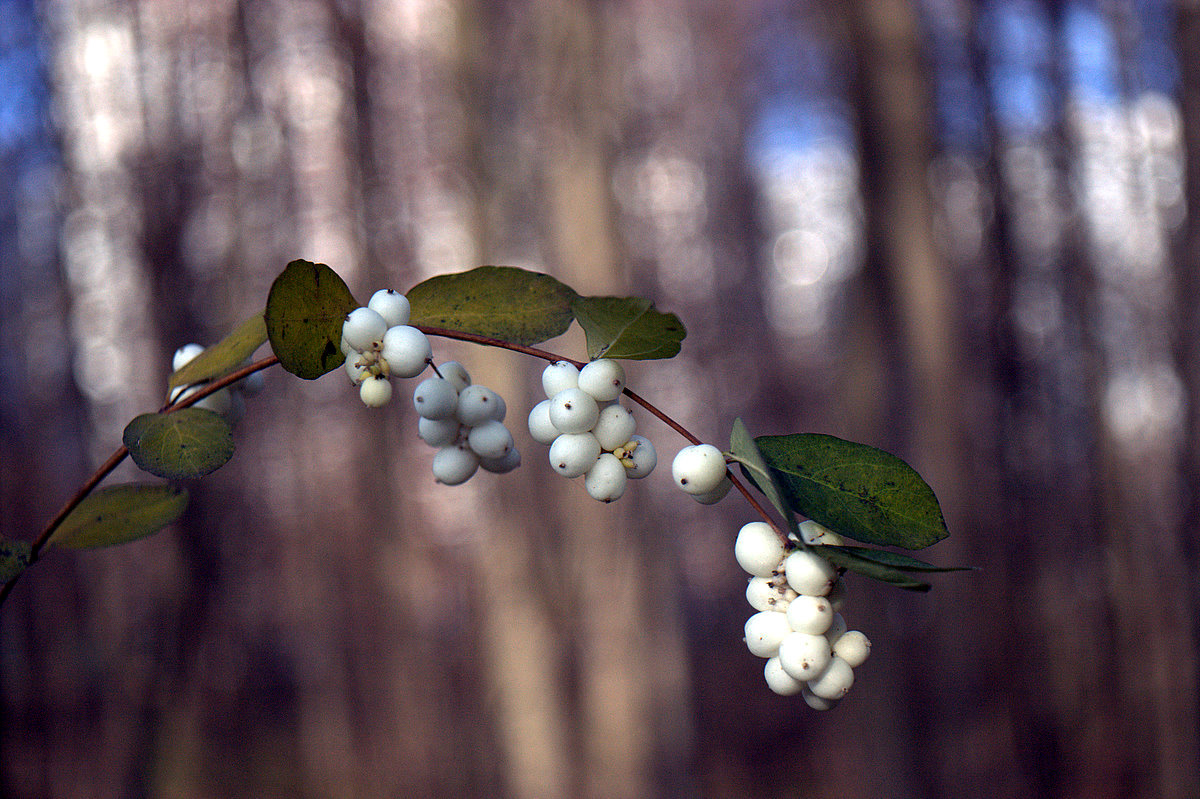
[2,0,1199,796]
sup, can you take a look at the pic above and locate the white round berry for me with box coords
[412,377,459,420]
[367,288,411,327]
[548,388,599,434]
[824,613,848,645]
[342,307,389,352]
[344,350,371,384]
[785,594,834,636]
[542,360,580,398]
[592,404,637,451]
[784,549,838,596]
[585,452,628,503]
[806,656,854,700]
[527,400,559,445]
[764,656,804,696]
[359,375,392,407]
[431,444,479,485]
[621,435,657,478]
[467,420,515,460]
[745,577,794,613]
[172,343,204,371]
[381,325,432,378]
[480,446,521,473]
[734,521,787,577]
[418,416,461,448]
[548,432,601,478]
[577,358,625,401]
[827,577,847,612]
[801,687,839,711]
[193,387,233,416]
[744,611,793,658]
[457,385,506,426]
[339,333,354,357]
[671,444,728,495]
[777,631,832,682]
[437,360,472,393]
[831,630,871,668]
[690,475,733,505]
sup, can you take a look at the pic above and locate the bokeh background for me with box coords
[2,0,1199,796]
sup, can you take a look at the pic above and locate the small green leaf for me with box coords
[814,545,933,591]
[755,433,950,550]
[570,296,686,360]
[727,418,800,538]
[407,265,578,347]
[123,409,235,480]
[52,484,189,550]
[821,546,974,573]
[0,540,32,581]
[264,260,358,380]
[169,313,269,391]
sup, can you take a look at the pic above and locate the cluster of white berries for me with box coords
[737,519,871,710]
[340,288,432,408]
[526,359,657,503]
[170,343,264,423]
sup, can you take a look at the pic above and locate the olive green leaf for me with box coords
[569,296,686,360]
[168,313,268,392]
[51,484,189,550]
[407,265,578,347]
[814,545,933,592]
[727,418,800,538]
[755,433,950,550]
[264,260,358,379]
[123,408,235,480]
[0,540,32,581]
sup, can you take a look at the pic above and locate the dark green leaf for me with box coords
[755,433,950,550]
[570,296,686,360]
[727,418,800,537]
[408,266,578,346]
[123,409,235,480]
[169,313,268,391]
[0,540,32,581]
[813,545,932,591]
[51,484,189,550]
[821,546,974,573]
[265,260,358,380]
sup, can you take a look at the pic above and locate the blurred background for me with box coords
[1,0,1198,796]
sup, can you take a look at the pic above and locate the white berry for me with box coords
[457,385,506,426]
[690,475,733,505]
[467,420,515,460]
[744,611,793,658]
[745,576,794,613]
[785,594,834,636]
[541,360,580,398]
[577,358,625,401]
[671,444,728,495]
[777,631,832,681]
[622,435,657,478]
[592,404,637,451]
[359,375,392,407]
[412,377,459,420]
[172,343,204,371]
[784,549,838,597]
[831,630,871,668]
[342,307,389,352]
[344,350,371,384]
[548,432,601,478]
[548,388,599,434]
[527,400,559,445]
[585,452,628,503]
[806,656,854,700]
[437,360,472,393]
[824,613,848,645]
[367,288,411,327]
[431,444,479,485]
[381,325,432,378]
[828,577,848,612]
[764,656,804,696]
[734,521,787,577]
[801,687,839,711]
[480,447,521,474]
[418,416,461,448]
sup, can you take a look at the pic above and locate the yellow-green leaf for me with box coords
[123,408,235,480]
[265,260,358,380]
[408,266,578,346]
[570,296,686,360]
[52,484,189,550]
[168,313,268,391]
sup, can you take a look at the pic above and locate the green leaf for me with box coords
[168,313,268,391]
[754,433,950,550]
[51,484,189,550]
[264,260,358,380]
[0,540,32,581]
[813,545,933,592]
[727,418,800,537]
[570,296,686,360]
[821,546,974,573]
[123,408,235,480]
[407,266,578,346]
